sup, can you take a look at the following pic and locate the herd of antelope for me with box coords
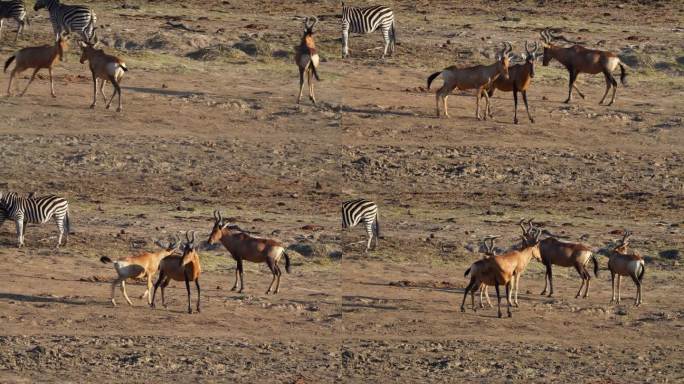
[462,219,645,318]
[1,3,648,318]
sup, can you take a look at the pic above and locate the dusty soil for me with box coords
[0,0,682,382]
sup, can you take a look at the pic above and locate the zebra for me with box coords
[0,0,29,42]
[33,0,96,43]
[342,198,380,252]
[0,191,70,247]
[341,2,396,59]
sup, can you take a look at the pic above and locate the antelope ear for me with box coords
[220,222,231,229]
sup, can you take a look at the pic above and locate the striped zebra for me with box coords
[0,0,29,42]
[341,2,396,59]
[33,0,96,42]
[0,191,70,247]
[342,198,379,252]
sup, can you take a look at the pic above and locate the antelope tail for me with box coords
[283,251,291,273]
[619,62,627,86]
[464,267,471,277]
[4,55,16,73]
[591,255,599,277]
[638,261,645,282]
[310,62,320,81]
[427,71,441,90]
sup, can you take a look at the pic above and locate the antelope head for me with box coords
[496,42,513,80]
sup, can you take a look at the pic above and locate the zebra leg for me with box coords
[297,67,305,104]
[48,67,56,97]
[54,214,66,248]
[19,68,40,97]
[15,219,24,247]
[342,28,349,58]
[381,27,390,59]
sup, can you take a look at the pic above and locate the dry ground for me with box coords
[0,0,682,382]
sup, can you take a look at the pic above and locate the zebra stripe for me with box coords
[341,3,396,58]
[0,0,28,41]
[0,191,70,247]
[342,198,379,251]
[34,0,96,42]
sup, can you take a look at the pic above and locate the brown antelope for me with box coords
[483,41,542,124]
[476,236,498,308]
[608,231,645,306]
[427,42,512,119]
[4,34,66,97]
[79,40,128,112]
[462,229,542,318]
[522,220,599,298]
[151,231,202,314]
[540,28,628,105]
[208,210,291,294]
[295,16,320,105]
[100,235,179,307]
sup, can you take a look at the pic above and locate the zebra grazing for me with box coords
[341,2,396,59]
[0,191,70,247]
[34,0,96,42]
[342,198,380,252]
[0,0,29,42]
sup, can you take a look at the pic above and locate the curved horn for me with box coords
[526,218,535,233]
[191,230,197,245]
[309,16,318,30]
[505,41,513,55]
[216,210,222,223]
[519,219,528,235]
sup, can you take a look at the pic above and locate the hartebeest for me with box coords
[522,219,599,298]
[79,39,128,112]
[4,34,66,97]
[208,210,291,294]
[100,235,179,307]
[608,230,645,306]
[540,28,627,105]
[295,16,320,105]
[462,229,542,318]
[427,42,512,119]
[151,231,202,314]
[483,41,542,124]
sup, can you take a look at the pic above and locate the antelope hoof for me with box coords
[197,307,201,313]
[111,300,117,307]
[89,104,96,109]
[498,312,502,318]
[230,286,237,291]
[563,99,571,104]
[530,118,535,123]
[507,311,512,318]
[460,306,465,313]
[51,93,56,98]
[150,303,155,308]
[105,104,111,110]
[513,302,519,308]
[116,107,122,112]
[187,308,193,314]
[514,118,519,124]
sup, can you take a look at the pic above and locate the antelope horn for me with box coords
[505,41,513,55]
[216,210,222,222]
[519,219,528,235]
[310,16,319,30]
[533,227,542,242]
[525,40,530,55]
[526,218,535,233]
